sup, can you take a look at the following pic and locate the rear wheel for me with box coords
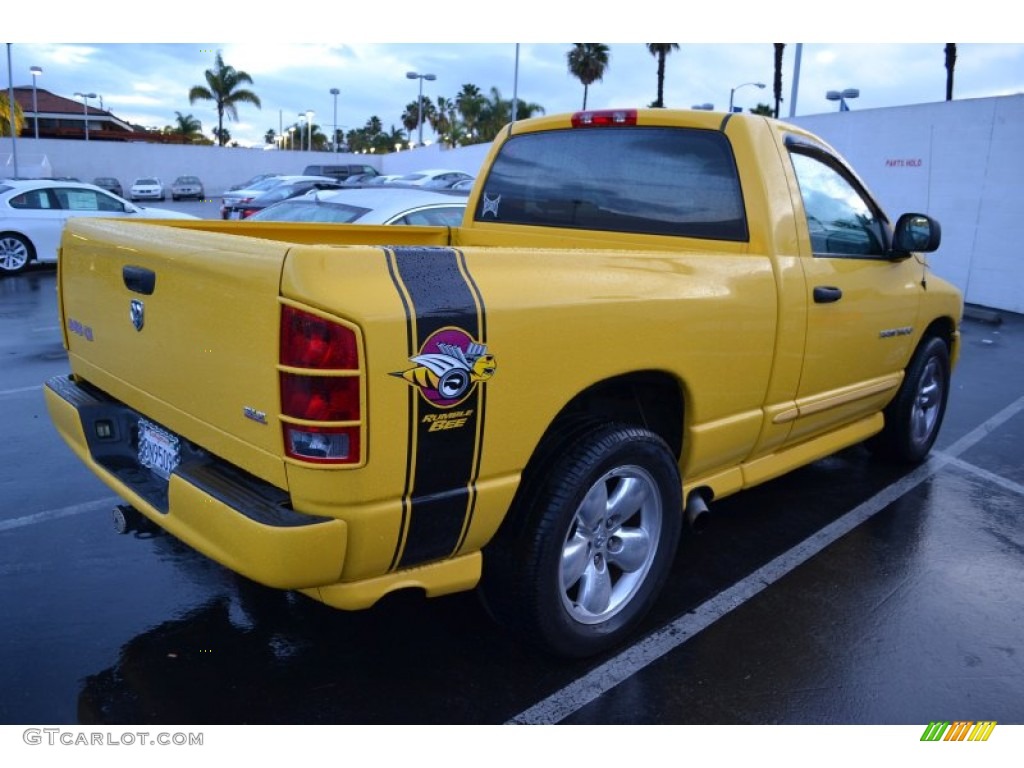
[0,233,33,274]
[482,423,682,658]
[870,336,950,463]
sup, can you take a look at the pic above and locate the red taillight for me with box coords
[279,305,362,465]
[571,109,637,128]
[280,373,359,421]
[280,306,359,369]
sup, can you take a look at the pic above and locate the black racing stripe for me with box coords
[390,247,486,568]
[395,247,480,342]
[403,389,481,564]
[384,249,416,570]
[456,249,487,342]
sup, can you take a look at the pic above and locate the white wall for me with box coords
[793,95,1024,314]
[0,135,490,196]
[0,137,384,195]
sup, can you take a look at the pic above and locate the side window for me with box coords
[789,152,886,257]
[9,190,53,210]
[58,188,125,212]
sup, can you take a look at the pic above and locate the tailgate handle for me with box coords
[123,266,156,295]
[813,285,843,304]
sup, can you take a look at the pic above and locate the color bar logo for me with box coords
[921,721,997,742]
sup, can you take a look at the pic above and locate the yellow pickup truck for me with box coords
[45,109,962,657]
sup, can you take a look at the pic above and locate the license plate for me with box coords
[229,211,241,220]
[138,419,181,481]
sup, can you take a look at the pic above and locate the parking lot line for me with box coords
[508,393,1024,725]
[942,455,1024,497]
[0,385,42,399]
[0,496,119,533]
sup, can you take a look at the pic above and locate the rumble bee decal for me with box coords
[394,328,496,407]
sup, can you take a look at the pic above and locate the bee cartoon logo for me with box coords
[394,328,496,407]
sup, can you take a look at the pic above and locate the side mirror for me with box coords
[893,212,941,253]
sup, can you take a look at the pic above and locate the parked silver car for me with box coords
[171,176,205,201]
[92,177,123,197]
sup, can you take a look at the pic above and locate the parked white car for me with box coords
[0,179,197,274]
[129,177,165,201]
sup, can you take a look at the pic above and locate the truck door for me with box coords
[784,140,923,444]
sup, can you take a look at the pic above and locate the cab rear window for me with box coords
[474,126,747,241]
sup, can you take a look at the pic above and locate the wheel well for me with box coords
[922,316,956,349]
[547,371,685,460]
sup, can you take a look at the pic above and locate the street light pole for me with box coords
[330,88,339,153]
[5,44,18,178]
[406,71,436,147]
[74,92,96,140]
[30,66,42,140]
[305,110,314,151]
[728,81,766,113]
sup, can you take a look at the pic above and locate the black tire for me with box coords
[0,232,34,274]
[481,422,682,658]
[870,336,950,463]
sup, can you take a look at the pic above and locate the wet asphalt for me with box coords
[1,240,1022,725]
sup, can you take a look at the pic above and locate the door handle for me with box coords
[813,286,843,304]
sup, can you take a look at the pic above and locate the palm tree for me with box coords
[188,51,262,147]
[0,92,24,137]
[477,87,546,141]
[382,125,407,153]
[512,98,545,121]
[477,87,511,140]
[945,44,957,101]
[402,99,436,143]
[646,44,679,108]
[294,122,328,152]
[567,44,610,110]
[430,96,455,147]
[456,84,486,141]
[172,111,203,143]
[401,101,419,137]
[772,44,785,118]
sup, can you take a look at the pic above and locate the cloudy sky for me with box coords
[7,6,1022,148]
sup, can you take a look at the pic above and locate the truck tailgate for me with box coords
[59,219,291,487]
